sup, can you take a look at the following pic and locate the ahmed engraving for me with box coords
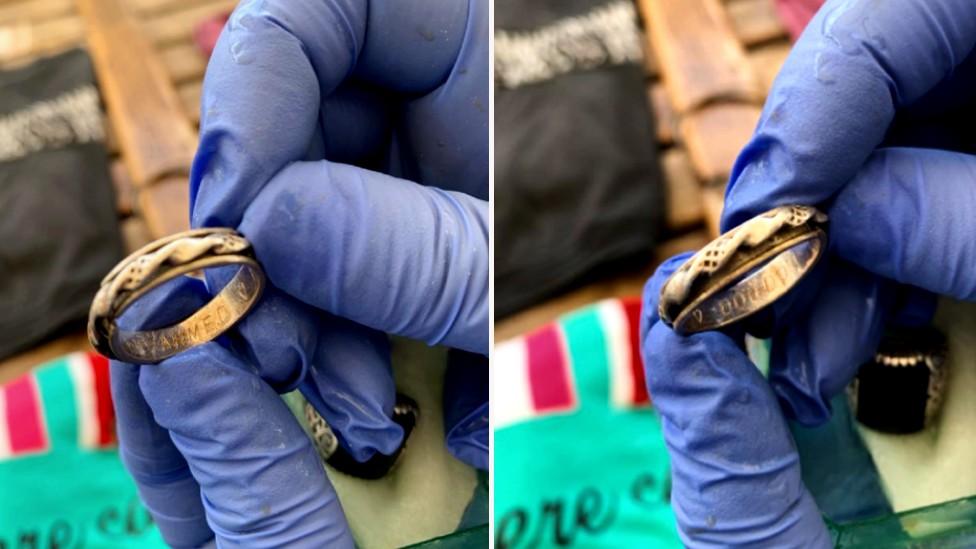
[88,228,266,364]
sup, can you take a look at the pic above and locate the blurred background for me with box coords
[495,0,798,340]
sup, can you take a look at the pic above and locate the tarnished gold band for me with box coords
[659,205,828,335]
[88,228,265,364]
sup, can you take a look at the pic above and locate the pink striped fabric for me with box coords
[774,0,824,40]
[495,297,650,431]
[526,324,576,413]
[1,375,48,457]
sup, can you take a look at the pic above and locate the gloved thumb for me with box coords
[641,263,830,546]
[830,146,976,300]
[643,322,831,547]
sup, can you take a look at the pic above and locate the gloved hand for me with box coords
[641,1,976,546]
[110,1,488,547]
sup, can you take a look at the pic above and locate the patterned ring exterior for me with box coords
[87,228,265,364]
[659,205,828,335]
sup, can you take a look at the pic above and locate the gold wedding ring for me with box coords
[88,228,265,364]
[659,205,828,335]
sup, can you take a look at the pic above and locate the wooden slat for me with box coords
[0,16,83,67]
[78,0,197,187]
[641,34,658,77]
[662,148,702,230]
[111,159,137,217]
[0,0,73,25]
[145,0,236,47]
[679,103,761,184]
[120,215,153,254]
[130,0,211,17]
[639,0,760,114]
[654,228,711,262]
[726,0,786,47]
[701,185,725,238]
[749,40,791,96]
[178,79,201,124]
[138,176,190,238]
[103,113,120,155]
[160,41,207,84]
[648,82,676,145]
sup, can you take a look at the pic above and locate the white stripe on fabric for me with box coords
[494,0,644,89]
[493,338,535,430]
[597,299,633,409]
[67,352,97,448]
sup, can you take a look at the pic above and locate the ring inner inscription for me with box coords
[112,264,263,363]
[676,237,820,333]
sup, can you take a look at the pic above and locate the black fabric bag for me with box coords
[0,49,121,360]
[495,0,666,318]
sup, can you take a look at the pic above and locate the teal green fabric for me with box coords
[494,304,681,548]
[0,356,166,548]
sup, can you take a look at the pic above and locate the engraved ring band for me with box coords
[658,205,828,335]
[88,228,266,364]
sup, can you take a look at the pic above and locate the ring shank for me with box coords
[109,261,264,364]
[672,231,825,334]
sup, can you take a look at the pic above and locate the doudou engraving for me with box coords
[710,252,798,317]
[678,241,818,332]
[662,205,827,335]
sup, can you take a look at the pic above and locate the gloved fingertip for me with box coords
[240,161,489,353]
[641,252,695,333]
[768,262,891,426]
[890,286,937,327]
[302,316,403,462]
[722,1,976,235]
[644,323,769,434]
[230,286,318,391]
[829,147,976,299]
[444,350,488,470]
[645,324,831,546]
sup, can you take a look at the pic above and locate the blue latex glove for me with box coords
[111,0,488,546]
[642,0,976,545]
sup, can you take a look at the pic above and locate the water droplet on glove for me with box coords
[230,41,254,65]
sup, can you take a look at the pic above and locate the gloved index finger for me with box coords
[191,0,471,229]
[721,0,976,231]
[191,0,365,228]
